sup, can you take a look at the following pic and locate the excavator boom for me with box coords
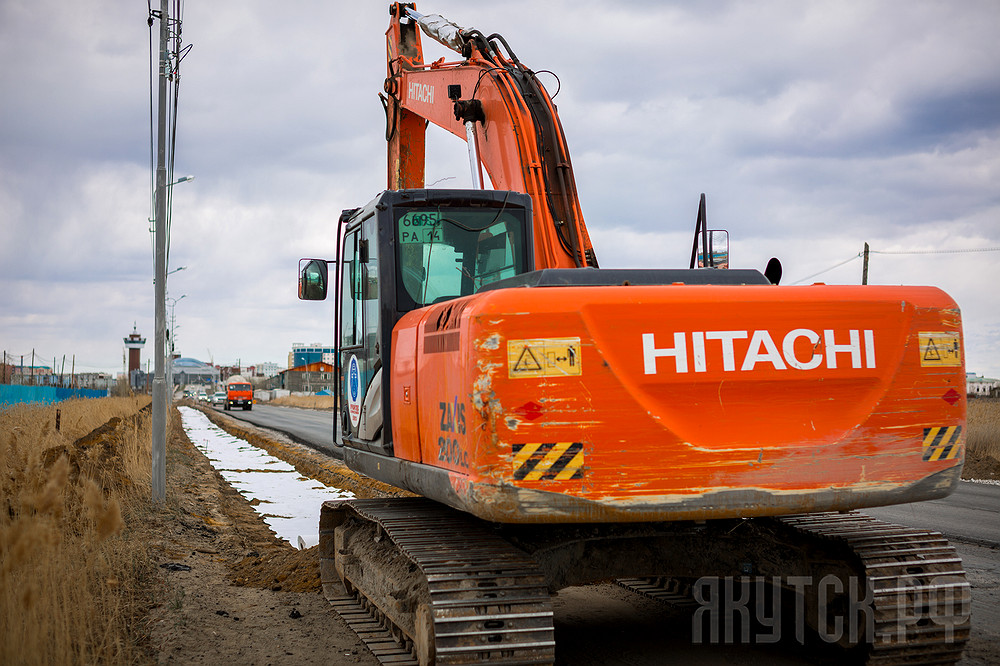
[384,3,597,270]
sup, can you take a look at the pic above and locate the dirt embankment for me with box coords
[962,447,1000,480]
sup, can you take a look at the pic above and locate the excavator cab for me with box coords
[299,188,533,453]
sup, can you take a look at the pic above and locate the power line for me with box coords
[2,351,118,372]
[147,0,191,273]
[790,253,861,285]
[790,245,1000,285]
[870,247,1000,255]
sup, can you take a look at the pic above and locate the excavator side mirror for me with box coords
[298,258,329,300]
[696,230,730,269]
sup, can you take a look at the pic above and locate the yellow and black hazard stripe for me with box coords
[922,426,962,462]
[512,442,584,481]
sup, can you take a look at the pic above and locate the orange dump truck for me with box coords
[224,375,253,411]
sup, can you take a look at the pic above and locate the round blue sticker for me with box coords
[347,354,363,429]
[349,358,360,401]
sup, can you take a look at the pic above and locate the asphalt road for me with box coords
[863,481,1000,547]
[211,403,999,664]
[209,402,341,457]
[864,482,1000,665]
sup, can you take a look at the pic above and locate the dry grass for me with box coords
[968,398,1000,461]
[1,396,156,665]
[268,394,335,410]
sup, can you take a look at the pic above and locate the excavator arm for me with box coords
[384,2,598,270]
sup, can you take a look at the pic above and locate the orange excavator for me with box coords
[298,4,970,664]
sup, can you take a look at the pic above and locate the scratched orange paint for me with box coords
[390,282,965,523]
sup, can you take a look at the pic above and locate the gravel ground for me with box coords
[143,407,382,666]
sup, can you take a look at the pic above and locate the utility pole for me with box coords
[152,0,169,505]
[862,242,870,285]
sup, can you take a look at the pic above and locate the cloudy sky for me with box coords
[1,0,998,379]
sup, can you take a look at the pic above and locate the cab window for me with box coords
[341,227,364,347]
[395,207,527,309]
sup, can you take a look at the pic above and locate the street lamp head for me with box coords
[154,267,186,286]
[169,175,195,186]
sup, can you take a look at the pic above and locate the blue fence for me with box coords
[0,384,110,408]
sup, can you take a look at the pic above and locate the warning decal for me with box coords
[922,425,962,462]
[508,337,582,378]
[919,332,962,368]
[512,442,585,481]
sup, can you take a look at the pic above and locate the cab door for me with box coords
[338,213,385,450]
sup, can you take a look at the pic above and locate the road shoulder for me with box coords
[143,407,377,665]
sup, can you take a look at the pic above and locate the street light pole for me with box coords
[166,294,186,400]
[152,0,169,505]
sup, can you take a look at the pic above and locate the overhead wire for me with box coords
[870,247,1000,255]
[165,0,186,272]
[790,245,1000,284]
[148,2,157,277]
[146,0,190,275]
[790,253,861,284]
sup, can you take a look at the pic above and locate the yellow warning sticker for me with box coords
[512,442,585,480]
[508,337,582,378]
[922,426,962,462]
[918,332,962,368]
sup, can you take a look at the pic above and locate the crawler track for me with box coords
[616,511,971,665]
[326,502,969,665]
[779,512,970,665]
[322,498,555,665]
[615,576,700,608]
[326,593,420,665]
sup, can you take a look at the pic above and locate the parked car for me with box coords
[211,391,226,406]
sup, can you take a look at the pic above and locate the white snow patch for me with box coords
[961,478,1000,486]
[178,407,354,548]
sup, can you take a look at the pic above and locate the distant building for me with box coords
[76,373,116,390]
[290,343,336,369]
[278,362,334,393]
[172,357,220,386]
[11,364,52,378]
[9,364,57,385]
[217,365,242,383]
[966,373,999,397]
[253,361,280,378]
[124,324,146,390]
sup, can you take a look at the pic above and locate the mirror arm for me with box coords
[689,193,707,269]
